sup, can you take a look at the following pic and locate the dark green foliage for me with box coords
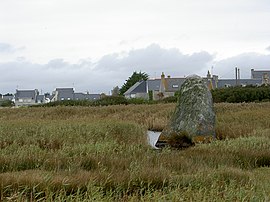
[160,96,178,103]
[0,100,14,107]
[119,71,149,95]
[33,96,128,107]
[128,98,148,104]
[212,85,270,103]
[148,90,153,101]
[92,96,128,106]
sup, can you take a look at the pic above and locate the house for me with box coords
[217,69,269,88]
[51,88,101,102]
[123,80,147,99]
[124,69,269,100]
[14,89,39,107]
[1,94,14,101]
[74,92,100,101]
[124,73,186,100]
[251,69,270,85]
[123,72,216,100]
[36,95,46,104]
[51,88,74,101]
[216,78,262,88]
[251,69,270,80]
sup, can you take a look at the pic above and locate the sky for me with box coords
[1,0,270,94]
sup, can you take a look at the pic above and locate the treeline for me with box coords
[3,86,270,108]
[211,85,270,103]
[32,95,177,107]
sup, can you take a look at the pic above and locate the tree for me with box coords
[4,93,13,96]
[119,71,149,95]
[111,86,120,96]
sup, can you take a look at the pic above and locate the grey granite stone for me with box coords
[155,75,215,148]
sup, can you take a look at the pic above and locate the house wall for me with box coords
[153,91,174,100]
[15,98,36,107]
[135,93,149,100]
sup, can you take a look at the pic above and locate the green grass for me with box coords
[0,103,270,201]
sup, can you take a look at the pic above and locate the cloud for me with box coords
[266,46,270,51]
[2,44,269,94]
[0,59,113,94]
[95,44,214,77]
[0,43,14,53]
[0,42,25,53]
[0,44,215,94]
[215,52,270,78]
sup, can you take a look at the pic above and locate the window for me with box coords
[172,85,179,88]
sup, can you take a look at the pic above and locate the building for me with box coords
[14,89,39,107]
[124,69,269,100]
[1,94,14,101]
[51,88,75,101]
[124,73,186,100]
[51,88,100,102]
[251,69,270,80]
[74,92,100,101]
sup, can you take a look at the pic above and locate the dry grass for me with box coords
[0,102,270,200]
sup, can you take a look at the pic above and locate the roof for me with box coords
[15,89,38,100]
[166,78,186,92]
[124,81,146,95]
[217,79,262,88]
[147,79,161,91]
[36,95,45,101]
[55,88,74,100]
[2,95,13,100]
[74,93,100,100]
[251,70,270,79]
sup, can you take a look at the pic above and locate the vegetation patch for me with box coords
[0,102,270,200]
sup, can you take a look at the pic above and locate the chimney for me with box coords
[235,67,238,86]
[207,70,211,79]
[160,72,168,92]
[251,68,254,79]
[161,72,165,79]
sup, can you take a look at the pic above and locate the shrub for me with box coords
[0,100,14,107]
[211,86,270,103]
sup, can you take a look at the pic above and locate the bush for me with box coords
[92,96,128,106]
[159,96,178,103]
[211,86,270,103]
[0,100,14,107]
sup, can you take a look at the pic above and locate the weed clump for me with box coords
[167,131,194,149]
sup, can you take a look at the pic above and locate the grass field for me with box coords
[0,102,270,201]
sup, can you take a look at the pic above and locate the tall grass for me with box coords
[0,102,270,200]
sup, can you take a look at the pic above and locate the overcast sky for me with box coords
[1,0,270,94]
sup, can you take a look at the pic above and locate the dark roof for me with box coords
[217,79,262,88]
[55,88,74,100]
[252,70,270,79]
[166,78,186,92]
[74,93,100,100]
[124,81,146,95]
[147,79,161,91]
[37,95,45,101]
[55,88,74,91]
[15,90,38,100]
[148,78,186,92]
[2,95,13,100]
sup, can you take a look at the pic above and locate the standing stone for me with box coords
[155,75,215,148]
